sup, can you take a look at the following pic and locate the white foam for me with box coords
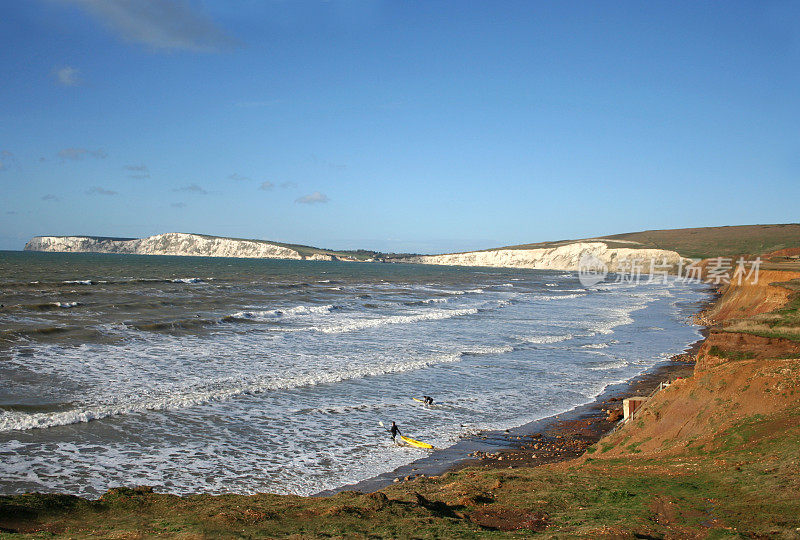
[229,304,335,321]
[519,333,574,344]
[462,344,514,355]
[0,350,468,432]
[63,280,92,285]
[442,288,484,295]
[530,293,586,301]
[308,307,480,334]
[588,305,642,335]
[588,358,629,371]
[171,277,203,284]
[579,342,610,349]
[54,302,79,308]
[420,297,448,304]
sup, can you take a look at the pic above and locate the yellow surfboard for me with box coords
[400,435,433,449]
[412,397,425,403]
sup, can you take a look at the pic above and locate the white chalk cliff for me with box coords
[25,233,305,260]
[399,242,685,272]
[25,234,684,271]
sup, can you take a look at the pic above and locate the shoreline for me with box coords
[318,326,709,496]
[2,277,712,502]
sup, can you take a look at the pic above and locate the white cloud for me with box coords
[295,191,330,204]
[259,181,274,191]
[86,186,118,195]
[173,183,207,194]
[66,0,235,52]
[125,164,150,178]
[228,173,251,181]
[55,66,80,86]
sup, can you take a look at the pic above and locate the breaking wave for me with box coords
[0,347,498,432]
[226,304,337,322]
[307,307,481,334]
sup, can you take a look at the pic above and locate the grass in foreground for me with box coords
[3,406,800,539]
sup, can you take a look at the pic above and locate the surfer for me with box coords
[389,421,401,442]
[423,396,434,406]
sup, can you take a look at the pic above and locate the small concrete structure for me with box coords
[623,396,649,421]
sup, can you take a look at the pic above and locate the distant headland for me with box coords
[24,224,800,272]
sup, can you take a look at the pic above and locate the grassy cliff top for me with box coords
[37,235,138,242]
[499,223,800,259]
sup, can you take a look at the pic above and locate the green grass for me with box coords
[498,223,800,259]
[707,345,757,361]
[771,279,800,326]
[725,278,800,342]
[4,413,800,539]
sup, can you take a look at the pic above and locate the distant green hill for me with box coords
[499,224,800,259]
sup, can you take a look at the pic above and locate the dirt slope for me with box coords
[701,269,800,323]
[594,269,800,459]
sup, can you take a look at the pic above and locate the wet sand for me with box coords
[318,334,705,496]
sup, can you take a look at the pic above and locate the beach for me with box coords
[322,335,704,495]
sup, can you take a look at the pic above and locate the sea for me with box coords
[0,251,708,498]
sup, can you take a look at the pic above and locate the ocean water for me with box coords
[0,251,707,497]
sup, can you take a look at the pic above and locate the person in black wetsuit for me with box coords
[390,421,401,442]
[423,396,434,406]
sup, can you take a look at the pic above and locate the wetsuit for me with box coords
[390,423,400,442]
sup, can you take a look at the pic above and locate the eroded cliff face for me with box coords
[25,233,304,260]
[700,269,800,323]
[25,236,686,270]
[400,242,684,272]
[595,268,800,459]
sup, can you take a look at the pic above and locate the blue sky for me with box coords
[1,1,798,253]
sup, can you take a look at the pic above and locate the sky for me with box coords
[1,1,799,253]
